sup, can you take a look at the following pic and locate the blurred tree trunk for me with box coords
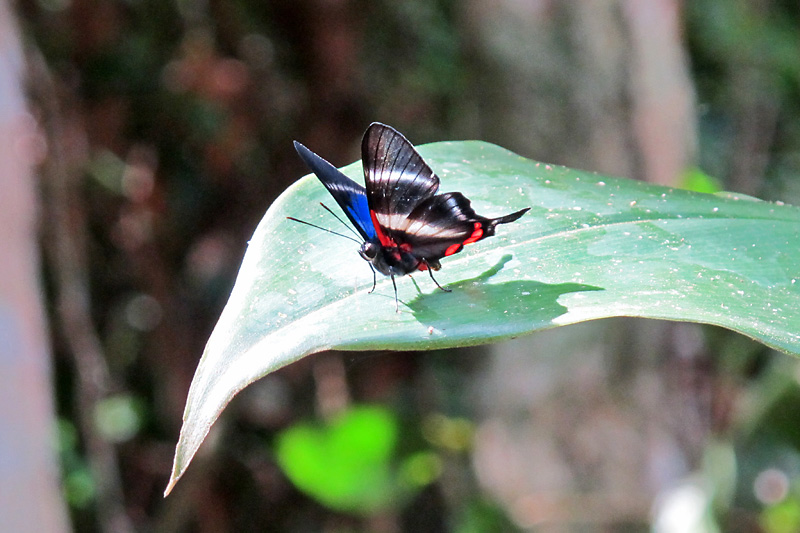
[0,2,70,532]
[464,0,694,184]
[465,0,701,527]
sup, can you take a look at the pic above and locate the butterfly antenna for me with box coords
[286,217,362,245]
[318,202,364,242]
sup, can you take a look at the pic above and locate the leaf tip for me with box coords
[163,457,185,497]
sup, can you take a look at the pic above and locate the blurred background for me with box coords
[3,0,800,531]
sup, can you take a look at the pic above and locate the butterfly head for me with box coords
[358,241,379,262]
[359,239,423,277]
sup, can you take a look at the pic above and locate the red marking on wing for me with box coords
[417,262,429,271]
[444,222,484,257]
[444,243,462,256]
[399,243,412,252]
[370,210,395,247]
[462,222,484,245]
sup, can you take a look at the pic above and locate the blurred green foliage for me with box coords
[58,419,96,509]
[680,167,723,194]
[276,405,424,513]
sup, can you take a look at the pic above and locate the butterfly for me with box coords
[291,122,530,311]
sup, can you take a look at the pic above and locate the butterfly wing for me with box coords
[393,193,530,261]
[362,123,529,261]
[294,140,376,241]
[361,123,440,245]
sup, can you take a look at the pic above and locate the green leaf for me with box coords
[680,167,723,194]
[275,406,405,513]
[762,497,800,533]
[165,140,800,495]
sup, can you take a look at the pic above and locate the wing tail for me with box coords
[486,207,531,232]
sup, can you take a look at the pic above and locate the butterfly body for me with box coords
[293,123,529,309]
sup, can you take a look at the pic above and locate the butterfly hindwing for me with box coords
[391,192,530,261]
[294,140,376,241]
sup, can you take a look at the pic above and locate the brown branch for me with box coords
[29,50,135,533]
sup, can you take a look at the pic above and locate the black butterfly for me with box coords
[291,123,529,311]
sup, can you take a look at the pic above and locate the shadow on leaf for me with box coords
[407,255,604,332]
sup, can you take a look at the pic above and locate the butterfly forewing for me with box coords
[362,123,440,223]
[294,140,376,241]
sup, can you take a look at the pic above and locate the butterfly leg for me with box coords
[428,268,453,292]
[391,274,400,313]
[367,264,377,294]
[426,266,451,293]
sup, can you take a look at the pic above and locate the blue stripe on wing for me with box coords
[345,192,374,239]
[294,141,376,241]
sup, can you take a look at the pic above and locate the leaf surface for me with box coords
[166,140,800,494]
